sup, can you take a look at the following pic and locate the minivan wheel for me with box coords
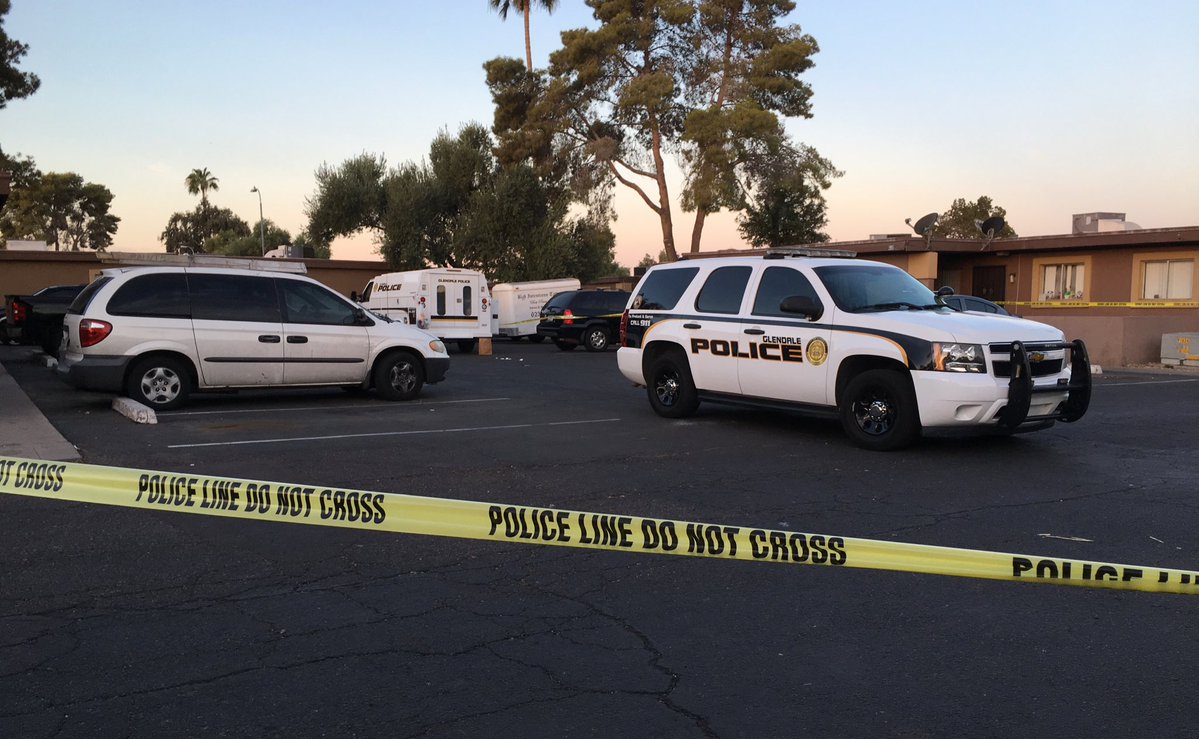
[374,352,424,401]
[127,356,191,411]
[646,353,699,418]
[839,369,921,451]
[583,326,609,352]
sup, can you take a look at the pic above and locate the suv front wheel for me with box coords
[646,352,699,418]
[839,369,920,451]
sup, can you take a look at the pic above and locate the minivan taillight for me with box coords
[563,308,574,325]
[619,309,629,347]
[79,319,112,347]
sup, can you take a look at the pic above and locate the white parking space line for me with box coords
[166,418,621,449]
[169,397,512,417]
[1099,378,1199,387]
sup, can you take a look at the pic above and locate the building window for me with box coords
[1040,263,1085,301]
[1141,259,1193,300]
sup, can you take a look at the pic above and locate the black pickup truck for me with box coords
[4,284,86,356]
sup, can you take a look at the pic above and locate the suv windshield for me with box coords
[814,264,941,313]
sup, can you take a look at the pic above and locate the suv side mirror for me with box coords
[935,286,955,298]
[350,290,359,302]
[779,295,823,321]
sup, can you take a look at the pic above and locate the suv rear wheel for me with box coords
[583,326,609,352]
[646,352,699,418]
[839,369,920,451]
[127,355,191,411]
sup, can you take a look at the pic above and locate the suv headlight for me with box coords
[429,339,447,354]
[934,342,986,373]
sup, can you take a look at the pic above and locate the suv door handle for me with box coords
[683,323,702,329]
[287,336,308,344]
[744,328,765,335]
[259,335,281,343]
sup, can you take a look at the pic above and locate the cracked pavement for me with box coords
[2,343,1197,736]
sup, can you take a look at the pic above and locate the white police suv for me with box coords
[57,266,450,410]
[616,249,1090,450]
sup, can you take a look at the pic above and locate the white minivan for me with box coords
[56,266,450,410]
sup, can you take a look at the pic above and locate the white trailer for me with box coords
[358,268,491,352]
[490,278,580,340]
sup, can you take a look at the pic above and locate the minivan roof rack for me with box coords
[763,247,857,259]
[100,252,307,273]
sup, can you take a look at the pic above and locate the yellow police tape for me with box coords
[2,455,1196,595]
[1000,300,1199,308]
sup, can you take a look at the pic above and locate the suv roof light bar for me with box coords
[763,247,857,260]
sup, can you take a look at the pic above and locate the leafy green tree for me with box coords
[1,171,120,251]
[206,219,293,257]
[184,168,220,208]
[0,0,40,109]
[159,206,249,254]
[737,143,840,247]
[938,196,1018,239]
[304,124,620,281]
[489,0,559,71]
[485,0,823,261]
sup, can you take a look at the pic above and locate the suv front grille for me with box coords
[988,342,1066,378]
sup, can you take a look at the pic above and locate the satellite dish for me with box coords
[979,215,1006,238]
[909,212,939,236]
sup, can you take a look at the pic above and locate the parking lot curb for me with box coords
[112,397,157,425]
[0,348,81,462]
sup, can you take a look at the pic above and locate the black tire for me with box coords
[40,321,63,357]
[528,334,545,344]
[554,339,577,351]
[374,352,424,401]
[456,339,477,353]
[582,325,609,352]
[646,352,699,419]
[127,355,192,411]
[839,369,921,451]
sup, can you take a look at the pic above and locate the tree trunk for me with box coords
[650,120,677,262]
[689,210,708,253]
[523,5,533,70]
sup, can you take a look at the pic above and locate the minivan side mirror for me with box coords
[779,295,823,321]
[353,307,374,325]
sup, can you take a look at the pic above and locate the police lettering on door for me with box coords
[690,337,805,362]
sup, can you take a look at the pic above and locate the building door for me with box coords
[972,266,1006,302]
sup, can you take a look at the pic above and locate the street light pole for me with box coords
[250,186,265,255]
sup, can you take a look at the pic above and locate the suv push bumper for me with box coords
[997,339,1091,429]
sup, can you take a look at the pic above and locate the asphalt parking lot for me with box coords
[3,341,1199,737]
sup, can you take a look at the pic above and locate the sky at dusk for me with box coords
[4,1,1197,268]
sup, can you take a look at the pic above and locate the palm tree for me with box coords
[488,0,559,71]
[184,168,219,208]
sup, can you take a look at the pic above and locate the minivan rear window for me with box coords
[632,267,699,310]
[67,277,112,315]
[190,274,281,322]
[106,274,190,318]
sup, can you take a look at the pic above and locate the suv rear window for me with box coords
[695,266,751,314]
[67,277,112,315]
[106,273,190,318]
[633,267,698,310]
[544,291,579,311]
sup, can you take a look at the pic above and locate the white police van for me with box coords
[616,249,1090,450]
